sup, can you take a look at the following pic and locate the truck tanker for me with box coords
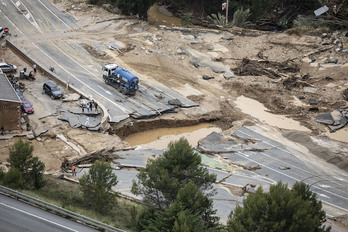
[102,64,139,95]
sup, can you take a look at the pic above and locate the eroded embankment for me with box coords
[110,117,219,139]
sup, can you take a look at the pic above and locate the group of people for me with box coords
[81,100,98,113]
[21,64,37,80]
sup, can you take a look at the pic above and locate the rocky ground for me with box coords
[1,0,348,228]
[1,0,347,185]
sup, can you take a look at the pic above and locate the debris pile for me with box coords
[315,107,348,132]
[233,58,300,79]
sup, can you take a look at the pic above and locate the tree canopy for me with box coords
[79,160,118,213]
[131,137,216,209]
[138,179,220,231]
[6,140,45,189]
[227,181,330,232]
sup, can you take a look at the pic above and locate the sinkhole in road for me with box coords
[124,123,221,149]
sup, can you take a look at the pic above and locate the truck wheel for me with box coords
[121,87,127,95]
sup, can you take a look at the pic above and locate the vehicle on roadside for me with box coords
[21,99,34,114]
[0,62,17,73]
[43,81,63,99]
[102,63,139,95]
[15,89,25,100]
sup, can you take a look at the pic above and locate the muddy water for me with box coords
[124,123,221,149]
[325,128,348,143]
[147,4,182,27]
[235,96,310,132]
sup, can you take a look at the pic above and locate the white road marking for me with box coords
[10,0,41,32]
[97,85,112,95]
[0,0,6,6]
[37,0,73,30]
[51,43,151,111]
[0,9,24,35]
[234,151,348,207]
[33,42,129,114]
[319,194,330,199]
[319,184,332,188]
[237,129,348,191]
[0,202,79,232]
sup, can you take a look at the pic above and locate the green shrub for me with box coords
[181,13,193,27]
[3,168,24,189]
[232,8,251,27]
[208,12,229,27]
[0,167,5,181]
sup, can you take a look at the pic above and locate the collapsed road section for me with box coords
[1,0,197,123]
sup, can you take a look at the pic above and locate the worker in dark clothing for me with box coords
[28,71,34,80]
[94,102,98,113]
[1,126,4,135]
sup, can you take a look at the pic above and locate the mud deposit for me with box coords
[125,123,221,149]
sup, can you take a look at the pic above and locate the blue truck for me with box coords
[102,64,139,95]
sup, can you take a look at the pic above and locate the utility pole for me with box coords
[226,0,229,24]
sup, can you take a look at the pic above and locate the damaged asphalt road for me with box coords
[72,125,348,223]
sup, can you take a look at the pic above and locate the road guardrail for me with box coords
[0,184,126,232]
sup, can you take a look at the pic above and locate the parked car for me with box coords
[21,99,34,114]
[43,81,63,99]
[0,62,17,73]
[15,89,25,100]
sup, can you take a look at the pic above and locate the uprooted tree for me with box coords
[227,181,331,232]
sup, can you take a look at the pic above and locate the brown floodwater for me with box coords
[147,3,182,27]
[235,96,311,132]
[124,123,221,149]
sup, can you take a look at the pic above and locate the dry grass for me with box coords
[20,175,144,231]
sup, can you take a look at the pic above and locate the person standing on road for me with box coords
[94,101,98,113]
[89,101,93,111]
[1,126,4,135]
[81,103,85,113]
[72,165,76,176]
[33,64,37,73]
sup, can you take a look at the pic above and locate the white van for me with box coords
[0,27,4,38]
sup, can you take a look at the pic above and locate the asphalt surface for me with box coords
[75,126,348,223]
[0,193,98,232]
[229,126,348,217]
[0,0,197,123]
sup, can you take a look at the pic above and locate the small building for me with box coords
[0,73,21,131]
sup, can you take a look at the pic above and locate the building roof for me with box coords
[0,73,21,103]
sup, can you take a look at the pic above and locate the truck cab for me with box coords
[103,64,118,79]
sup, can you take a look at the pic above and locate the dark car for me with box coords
[15,89,25,100]
[43,81,63,99]
[21,99,34,114]
[0,62,17,73]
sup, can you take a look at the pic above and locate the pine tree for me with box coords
[131,137,216,209]
[79,161,118,213]
[227,181,331,232]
